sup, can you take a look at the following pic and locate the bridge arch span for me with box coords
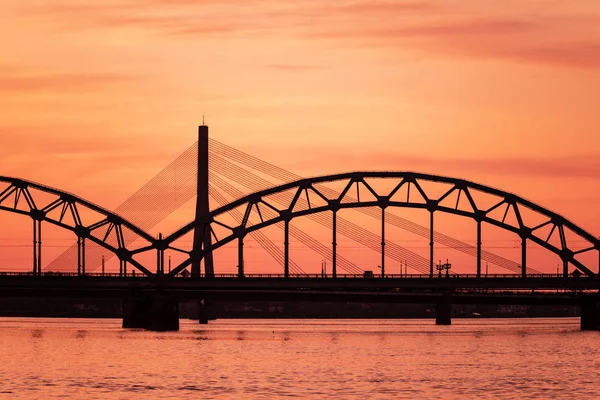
[166,172,600,278]
[0,176,156,276]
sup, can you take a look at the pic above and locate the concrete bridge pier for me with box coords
[581,293,600,331]
[198,299,216,324]
[435,292,452,325]
[122,292,179,331]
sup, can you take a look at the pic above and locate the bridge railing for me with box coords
[0,272,132,278]
[0,272,582,279]
[176,273,572,279]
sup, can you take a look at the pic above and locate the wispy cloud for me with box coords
[0,67,137,93]
[13,1,600,70]
[282,147,600,180]
[305,14,600,69]
[266,64,326,72]
[0,124,171,191]
[23,1,272,37]
[510,43,600,69]
[309,18,534,39]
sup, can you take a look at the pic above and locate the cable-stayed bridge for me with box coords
[0,126,599,331]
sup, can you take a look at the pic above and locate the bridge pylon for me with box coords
[192,125,214,278]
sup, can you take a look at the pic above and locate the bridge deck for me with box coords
[0,275,597,297]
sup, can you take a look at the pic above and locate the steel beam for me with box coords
[477,220,482,278]
[32,219,37,276]
[284,219,289,278]
[77,237,82,276]
[36,220,42,275]
[429,210,434,278]
[381,207,385,277]
[332,210,337,279]
[238,236,244,278]
[521,236,527,278]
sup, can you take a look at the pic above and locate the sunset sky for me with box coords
[0,0,598,274]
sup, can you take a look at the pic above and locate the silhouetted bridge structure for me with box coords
[0,126,599,331]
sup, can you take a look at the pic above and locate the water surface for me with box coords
[0,318,598,399]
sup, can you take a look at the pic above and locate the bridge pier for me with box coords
[122,292,179,331]
[581,293,600,331]
[435,292,452,325]
[198,298,216,324]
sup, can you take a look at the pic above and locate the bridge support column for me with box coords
[435,292,452,325]
[581,293,600,331]
[198,298,216,324]
[122,292,179,331]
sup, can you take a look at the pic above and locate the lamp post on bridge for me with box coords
[436,259,451,278]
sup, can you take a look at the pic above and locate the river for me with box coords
[0,318,598,399]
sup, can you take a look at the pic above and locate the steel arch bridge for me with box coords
[1,173,599,279]
[163,171,600,279]
[0,176,156,276]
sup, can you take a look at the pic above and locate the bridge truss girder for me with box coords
[0,177,156,276]
[165,172,600,278]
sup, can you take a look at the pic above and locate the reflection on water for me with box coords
[31,329,43,338]
[0,317,598,399]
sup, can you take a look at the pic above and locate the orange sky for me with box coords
[0,0,598,274]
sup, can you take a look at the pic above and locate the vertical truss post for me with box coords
[81,238,86,276]
[238,236,244,278]
[156,241,161,275]
[332,209,337,279]
[36,220,42,276]
[161,241,165,275]
[284,219,290,278]
[563,259,568,278]
[32,219,37,276]
[157,233,164,275]
[476,220,482,278]
[193,124,214,278]
[521,236,527,278]
[429,210,434,278]
[77,237,81,276]
[381,207,385,278]
[77,237,86,276]
[124,260,127,277]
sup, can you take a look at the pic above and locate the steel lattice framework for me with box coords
[2,173,598,279]
[0,177,156,276]
[164,172,600,278]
